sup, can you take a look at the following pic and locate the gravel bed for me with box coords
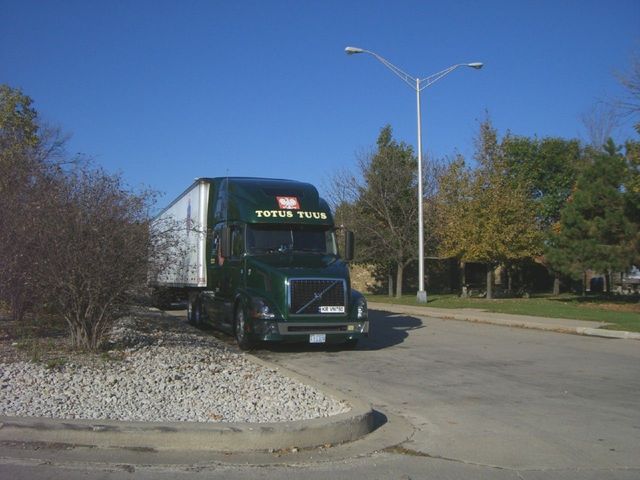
[0,312,349,423]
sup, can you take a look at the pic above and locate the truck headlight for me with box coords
[355,296,367,320]
[250,298,277,320]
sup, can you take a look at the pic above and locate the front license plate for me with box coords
[319,306,345,313]
[309,334,326,344]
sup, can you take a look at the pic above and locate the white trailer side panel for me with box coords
[151,180,210,288]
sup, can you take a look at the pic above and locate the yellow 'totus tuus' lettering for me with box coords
[255,210,327,220]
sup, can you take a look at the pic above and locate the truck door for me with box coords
[202,224,223,324]
[217,223,245,326]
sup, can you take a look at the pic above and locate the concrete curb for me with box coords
[369,302,640,341]
[0,354,376,452]
[574,327,640,339]
[0,406,373,452]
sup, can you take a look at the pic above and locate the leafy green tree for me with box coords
[1,85,71,321]
[0,85,39,151]
[501,135,583,293]
[436,120,542,298]
[546,141,638,292]
[331,125,418,297]
[502,136,582,229]
[0,85,46,320]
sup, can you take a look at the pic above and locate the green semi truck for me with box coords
[150,177,369,350]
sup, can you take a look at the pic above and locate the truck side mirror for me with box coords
[344,230,355,262]
[220,226,231,258]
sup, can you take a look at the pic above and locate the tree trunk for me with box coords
[486,265,494,299]
[388,272,394,297]
[507,267,513,293]
[395,263,404,298]
[10,289,27,322]
[553,273,560,296]
[460,261,467,297]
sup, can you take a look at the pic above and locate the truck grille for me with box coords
[289,279,346,315]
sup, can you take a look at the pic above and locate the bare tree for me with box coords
[616,53,640,132]
[36,167,162,350]
[581,102,619,150]
[2,85,183,350]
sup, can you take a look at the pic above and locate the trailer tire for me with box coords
[234,303,255,351]
[187,298,194,324]
[151,287,171,310]
[187,295,204,326]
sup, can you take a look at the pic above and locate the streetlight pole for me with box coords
[345,46,482,303]
[415,76,425,303]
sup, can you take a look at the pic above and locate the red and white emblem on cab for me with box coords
[277,196,300,210]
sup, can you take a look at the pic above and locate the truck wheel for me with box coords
[234,304,255,351]
[187,296,204,326]
[151,287,171,310]
[193,299,203,326]
[187,298,194,324]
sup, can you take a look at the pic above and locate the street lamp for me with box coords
[345,46,482,303]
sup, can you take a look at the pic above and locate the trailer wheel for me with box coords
[151,287,171,310]
[193,299,203,326]
[234,303,255,351]
[187,298,194,324]
[187,295,204,326]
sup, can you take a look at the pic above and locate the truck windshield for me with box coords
[246,224,337,255]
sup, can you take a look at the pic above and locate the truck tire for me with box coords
[187,298,194,324]
[234,303,255,351]
[187,296,204,326]
[151,287,172,310]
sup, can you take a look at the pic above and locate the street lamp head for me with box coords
[345,46,364,55]
[467,62,484,69]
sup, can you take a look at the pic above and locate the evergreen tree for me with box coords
[624,140,640,266]
[501,135,583,293]
[546,141,638,292]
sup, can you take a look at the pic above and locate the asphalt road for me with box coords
[2,309,639,479]
[252,309,640,478]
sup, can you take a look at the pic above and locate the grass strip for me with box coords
[366,293,640,332]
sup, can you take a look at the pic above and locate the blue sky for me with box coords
[2,0,639,206]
